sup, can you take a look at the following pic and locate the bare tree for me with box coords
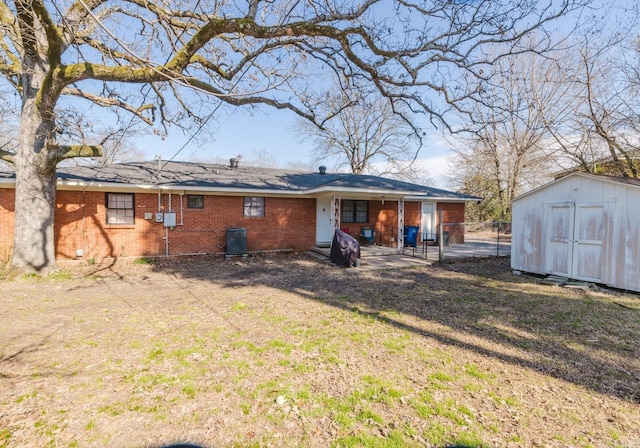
[450,51,555,221]
[536,7,640,177]
[245,148,279,168]
[285,160,315,171]
[0,0,584,273]
[0,86,17,164]
[296,88,422,176]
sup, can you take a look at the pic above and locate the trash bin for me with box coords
[436,230,449,246]
[404,226,418,247]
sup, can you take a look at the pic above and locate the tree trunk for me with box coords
[11,147,58,274]
[10,64,59,274]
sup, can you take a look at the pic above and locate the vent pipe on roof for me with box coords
[319,166,327,175]
[230,158,239,169]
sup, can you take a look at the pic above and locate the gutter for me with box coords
[53,180,475,200]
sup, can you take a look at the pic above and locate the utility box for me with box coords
[163,213,176,227]
[226,228,247,259]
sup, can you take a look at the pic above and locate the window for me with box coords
[187,195,204,209]
[106,193,134,225]
[244,197,265,217]
[342,200,368,223]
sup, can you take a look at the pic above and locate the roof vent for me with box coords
[319,166,327,175]
[230,158,239,169]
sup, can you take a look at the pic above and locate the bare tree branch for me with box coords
[62,86,156,125]
[53,143,103,163]
[0,148,15,163]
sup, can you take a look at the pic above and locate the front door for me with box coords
[421,202,435,241]
[316,197,333,246]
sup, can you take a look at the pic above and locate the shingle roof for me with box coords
[1,160,479,200]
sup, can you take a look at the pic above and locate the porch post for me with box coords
[397,199,405,252]
[332,195,340,236]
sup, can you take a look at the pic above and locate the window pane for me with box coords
[106,193,134,225]
[342,200,368,223]
[356,201,368,223]
[342,200,355,223]
[108,209,130,224]
[187,195,204,209]
[244,197,264,217]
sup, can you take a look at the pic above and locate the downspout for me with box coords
[158,191,168,257]
[81,190,87,258]
[165,191,171,256]
[398,202,403,252]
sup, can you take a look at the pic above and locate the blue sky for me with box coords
[151,107,313,165]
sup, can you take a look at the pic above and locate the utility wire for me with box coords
[71,0,307,169]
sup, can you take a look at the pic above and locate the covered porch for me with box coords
[309,233,511,270]
[308,244,434,270]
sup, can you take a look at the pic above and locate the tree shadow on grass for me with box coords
[143,254,640,403]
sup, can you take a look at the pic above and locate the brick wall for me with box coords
[51,191,316,260]
[0,188,15,262]
[1,189,468,261]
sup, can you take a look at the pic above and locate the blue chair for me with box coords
[360,227,375,245]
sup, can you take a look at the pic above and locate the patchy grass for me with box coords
[132,256,156,265]
[0,256,638,447]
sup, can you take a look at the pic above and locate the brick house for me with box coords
[0,160,478,261]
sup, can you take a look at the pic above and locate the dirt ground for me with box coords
[0,255,639,447]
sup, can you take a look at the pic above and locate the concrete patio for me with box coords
[309,237,511,271]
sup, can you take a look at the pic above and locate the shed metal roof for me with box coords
[512,171,640,202]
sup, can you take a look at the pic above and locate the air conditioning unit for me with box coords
[226,228,247,259]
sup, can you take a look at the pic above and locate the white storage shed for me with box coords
[511,172,640,292]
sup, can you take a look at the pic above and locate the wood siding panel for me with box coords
[573,204,605,282]
[547,204,573,277]
[511,196,546,274]
[614,186,640,292]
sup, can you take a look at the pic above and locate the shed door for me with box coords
[546,202,605,282]
[547,204,574,277]
[572,204,605,282]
